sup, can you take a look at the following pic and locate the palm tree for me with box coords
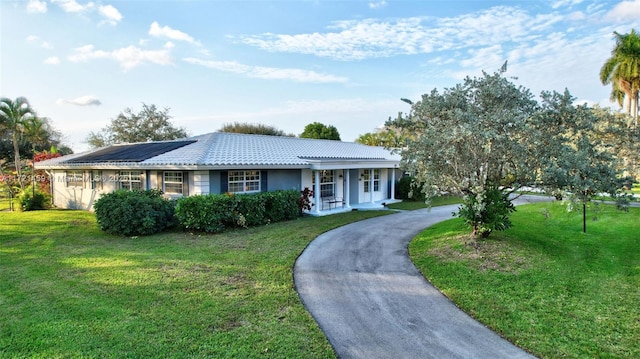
[600,29,640,125]
[0,97,35,189]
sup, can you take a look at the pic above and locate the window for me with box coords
[363,169,380,193]
[312,170,335,198]
[66,170,84,187]
[228,170,260,193]
[118,171,142,190]
[164,171,184,194]
[91,170,103,190]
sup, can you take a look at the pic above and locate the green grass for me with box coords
[0,198,10,211]
[410,202,640,358]
[0,209,390,358]
[387,195,462,210]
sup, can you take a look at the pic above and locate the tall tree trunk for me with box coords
[12,132,23,189]
[631,92,639,127]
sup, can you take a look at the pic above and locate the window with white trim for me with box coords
[312,170,335,198]
[66,170,84,187]
[363,169,380,193]
[164,171,184,194]
[91,170,103,190]
[118,171,142,190]
[228,170,260,193]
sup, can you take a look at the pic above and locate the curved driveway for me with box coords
[294,196,551,359]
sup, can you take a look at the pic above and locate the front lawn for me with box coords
[387,195,462,210]
[0,209,390,358]
[410,202,640,358]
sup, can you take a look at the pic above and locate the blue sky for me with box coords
[2,0,640,152]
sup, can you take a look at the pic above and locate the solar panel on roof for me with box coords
[65,140,196,163]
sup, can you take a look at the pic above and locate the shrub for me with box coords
[396,176,425,201]
[93,189,176,236]
[17,186,51,211]
[175,190,301,233]
[175,194,236,233]
[456,187,515,238]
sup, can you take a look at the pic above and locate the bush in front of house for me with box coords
[17,186,51,211]
[93,189,177,236]
[396,176,425,201]
[175,189,301,233]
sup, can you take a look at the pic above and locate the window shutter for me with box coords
[261,171,267,192]
[221,171,228,193]
[183,171,189,196]
[157,172,163,192]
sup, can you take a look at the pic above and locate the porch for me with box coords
[304,166,398,215]
[308,198,403,216]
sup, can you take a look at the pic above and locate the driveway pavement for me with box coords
[294,195,552,359]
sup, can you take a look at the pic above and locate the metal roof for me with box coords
[35,132,401,169]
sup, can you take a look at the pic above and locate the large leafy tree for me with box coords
[355,124,409,147]
[387,68,540,237]
[600,29,640,124]
[536,91,626,232]
[219,122,294,136]
[0,97,35,188]
[300,122,341,140]
[86,103,188,148]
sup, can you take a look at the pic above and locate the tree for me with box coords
[300,122,341,140]
[0,97,35,189]
[86,103,188,148]
[387,68,540,237]
[355,124,409,147]
[600,29,640,124]
[219,122,294,136]
[536,91,627,233]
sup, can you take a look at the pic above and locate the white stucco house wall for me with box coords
[35,132,403,214]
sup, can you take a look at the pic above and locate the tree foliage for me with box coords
[1,97,69,195]
[355,124,409,147]
[86,103,188,148]
[300,122,341,140]
[535,91,629,232]
[600,29,640,123]
[0,97,35,187]
[219,122,294,136]
[388,68,625,236]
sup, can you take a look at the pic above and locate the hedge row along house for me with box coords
[35,132,402,215]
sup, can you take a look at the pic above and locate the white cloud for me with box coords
[98,4,122,25]
[44,56,60,65]
[149,21,201,45]
[238,6,563,61]
[551,0,584,9]
[369,1,387,9]
[56,95,102,106]
[26,35,53,49]
[27,0,47,13]
[607,0,640,21]
[184,58,348,83]
[68,44,173,70]
[51,0,94,13]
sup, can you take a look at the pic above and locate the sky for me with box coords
[2,0,640,153]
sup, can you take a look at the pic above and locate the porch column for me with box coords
[390,168,396,200]
[314,170,321,214]
[344,170,351,209]
[369,168,375,204]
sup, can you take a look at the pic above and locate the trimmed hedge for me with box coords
[93,189,177,236]
[175,190,301,233]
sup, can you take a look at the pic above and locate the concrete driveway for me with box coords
[294,196,551,359]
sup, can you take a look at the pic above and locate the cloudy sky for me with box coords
[2,0,640,152]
